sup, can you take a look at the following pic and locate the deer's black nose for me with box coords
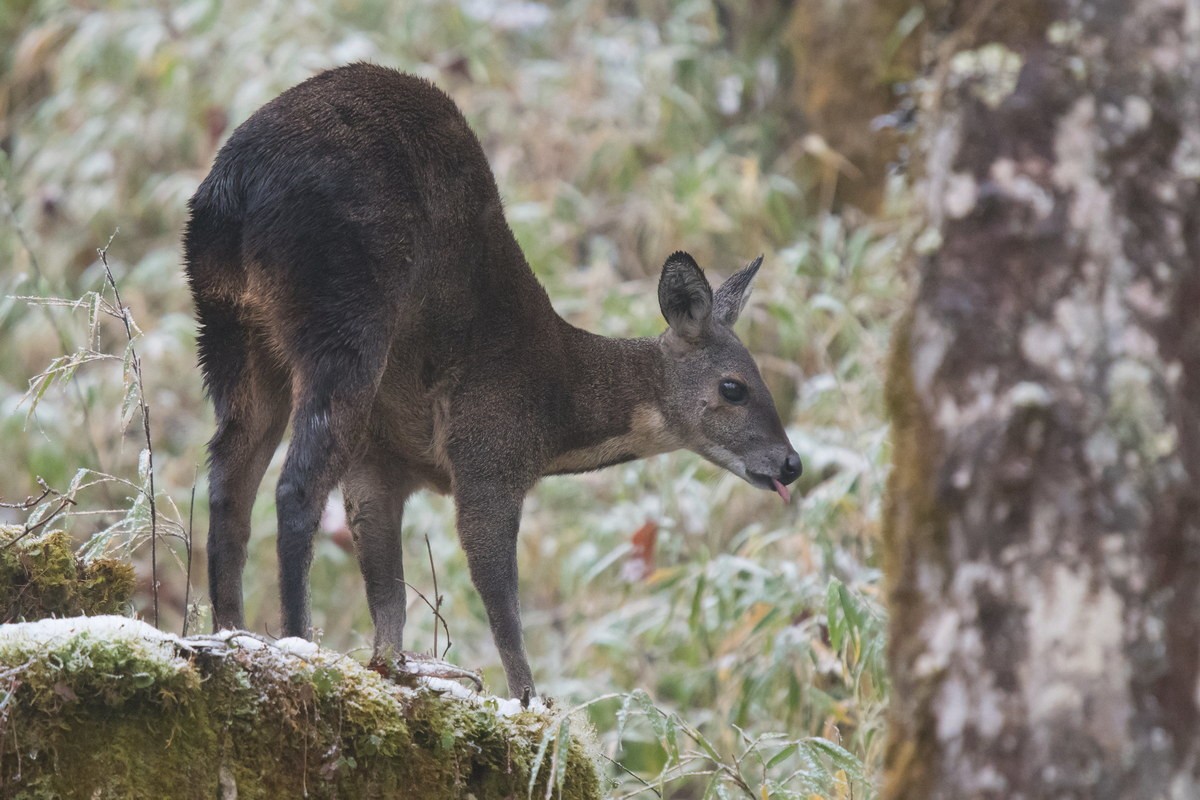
[780,451,802,484]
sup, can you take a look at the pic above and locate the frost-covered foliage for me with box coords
[0,616,600,799]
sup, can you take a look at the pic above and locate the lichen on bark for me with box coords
[884,1,1200,797]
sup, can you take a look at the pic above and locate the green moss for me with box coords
[881,312,950,580]
[0,527,135,622]
[879,312,946,800]
[0,619,602,799]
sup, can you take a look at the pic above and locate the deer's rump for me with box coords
[184,63,501,305]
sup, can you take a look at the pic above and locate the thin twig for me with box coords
[611,768,718,800]
[0,480,52,509]
[400,577,453,660]
[427,539,438,658]
[97,231,159,628]
[598,752,661,799]
[1,478,78,552]
[407,659,484,691]
[0,663,33,760]
[182,466,198,637]
[0,659,35,683]
[425,534,452,658]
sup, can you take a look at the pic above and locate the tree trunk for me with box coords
[883,1,1200,798]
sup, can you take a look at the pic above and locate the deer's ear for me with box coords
[658,251,712,342]
[713,255,763,327]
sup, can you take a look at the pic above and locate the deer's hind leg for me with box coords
[257,190,405,640]
[272,298,396,640]
[275,367,385,638]
[341,453,415,658]
[198,298,291,631]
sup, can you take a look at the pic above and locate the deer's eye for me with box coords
[719,379,748,404]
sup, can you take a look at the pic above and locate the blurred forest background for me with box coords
[0,0,917,796]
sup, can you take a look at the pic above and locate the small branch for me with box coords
[0,659,35,752]
[425,534,452,658]
[1,478,78,552]
[400,575,453,661]
[0,480,52,510]
[182,466,198,637]
[0,659,36,683]
[407,659,484,691]
[97,231,159,628]
[598,752,661,799]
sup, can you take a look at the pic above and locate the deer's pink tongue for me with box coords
[772,477,791,504]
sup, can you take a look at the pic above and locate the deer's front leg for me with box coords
[454,482,535,698]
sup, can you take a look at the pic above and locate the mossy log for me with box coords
[0,616,600,799]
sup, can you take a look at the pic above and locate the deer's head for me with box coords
[657,252,801,502]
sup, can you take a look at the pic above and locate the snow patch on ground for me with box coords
[492,695,549,717]
[274,637,321,658]
[419,677,550,717]
[421,676,477,700]
[0,615,188,672]
[0,615,171,646]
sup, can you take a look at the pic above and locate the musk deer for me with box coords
[184,63,800,697]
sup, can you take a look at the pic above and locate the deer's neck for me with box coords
[544,325,679,476]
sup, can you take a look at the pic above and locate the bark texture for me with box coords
[884,1,1200,798]
[784,0,919,212]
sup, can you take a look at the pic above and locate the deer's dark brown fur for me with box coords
[184,64,800,697]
